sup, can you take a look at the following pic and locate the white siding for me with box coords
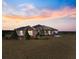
[28,30,33,36]
[54,31,58,34]
[20,31,24,36]
[16,30,24,36]
[48,31,51,35]
[52,31,54,35]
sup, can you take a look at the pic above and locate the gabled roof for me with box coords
[15,26,33,30]
[14,24,58,31]
[33,24,58,31]
[32,24,43,30]
[33,24,43,28]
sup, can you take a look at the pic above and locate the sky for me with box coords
[2,0,76,31]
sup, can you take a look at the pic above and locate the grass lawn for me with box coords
[2,33,76,59]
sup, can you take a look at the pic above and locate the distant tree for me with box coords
[2,32,5,39]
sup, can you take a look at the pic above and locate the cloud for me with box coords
[2,2,40,16]
[3,6,76,21]
[3,1,76,18]
[17,3,41,16]
[2,1,76,30]
[18,3,35,10]
[2,1,18,16]
[2,15,76,31]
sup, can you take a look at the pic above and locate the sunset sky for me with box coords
[2,0,76,31]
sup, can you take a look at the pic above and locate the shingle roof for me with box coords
[15,24,58,31]
[33,24,58,31]
[15,26,33,30]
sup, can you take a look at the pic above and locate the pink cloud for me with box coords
[3,1,76,18]
[2,2,76,30]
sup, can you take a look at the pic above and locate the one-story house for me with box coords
[14,24,59,40]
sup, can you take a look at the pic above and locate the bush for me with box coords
[25,31,30,40]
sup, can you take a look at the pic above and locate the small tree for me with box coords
[25,30,30,40]
[12,31,18,40]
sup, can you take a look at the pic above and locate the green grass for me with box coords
[2,33,76,59]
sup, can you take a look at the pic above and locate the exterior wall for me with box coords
[44,30,49,35]
[52,31,54,35]
[16,30,24,36]
[44,30,56,36]
[33,30,38,37]
[28,30,33,36]
[20,30,24,36]
[16,30,26,40]
[44,30,47,35]
[48,30,55,35]
[54,30,59,34]
[48,31,51,35]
